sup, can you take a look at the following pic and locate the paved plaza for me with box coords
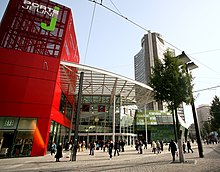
[0,143,220,172]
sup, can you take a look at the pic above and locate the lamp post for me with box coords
[177,51,204,158]
[85,129,89,147]
[71,72,84,161]
[95,117,99,141]
[144,104,148,146]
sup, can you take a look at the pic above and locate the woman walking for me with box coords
[55,143,63,162]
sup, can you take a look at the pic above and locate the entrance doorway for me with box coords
[0,131,14,157]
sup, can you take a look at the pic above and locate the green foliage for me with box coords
[201,121,211,139]
[150,50,193,111]
[210,96,220,131]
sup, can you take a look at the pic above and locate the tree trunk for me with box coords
[174,107,185,163]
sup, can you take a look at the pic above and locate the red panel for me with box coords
[60,11,80,63]
[0,102,51,118]
[0,48,59,118]
[51,107,71,128]
[31,118,50,156]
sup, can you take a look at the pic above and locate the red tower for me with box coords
[0,0,79,157]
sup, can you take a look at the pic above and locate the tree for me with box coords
[150,50,193,162]
[150,50,192,112]
[201,121,211,139]
[210,96,220,132]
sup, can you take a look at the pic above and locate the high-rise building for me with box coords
[196,104,211,130]
[134,32,186,121]
[0,0,79,157]
[134,32,164,110]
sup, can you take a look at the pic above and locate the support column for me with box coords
[70,72,84,161]
[112,95,116,143]
[144,104,148,144]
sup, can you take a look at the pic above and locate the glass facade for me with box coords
[59,92,72,120]
[47,120,69,151]
[135,110,175,142]
[0,117,37,158]
[76,95,136,145]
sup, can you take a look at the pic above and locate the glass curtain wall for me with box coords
[77,95,137,144]
[48,120,69,151]
[0,117,37,158]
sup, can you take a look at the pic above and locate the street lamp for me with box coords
[144,105,148,146]
[177,51,204,158]
[85,129,89,147]
[95,117,99,141]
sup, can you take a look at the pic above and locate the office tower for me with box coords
[134,32,164,110]
[134,32,186,121]
[196,104,211,130]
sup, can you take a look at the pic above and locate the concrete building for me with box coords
[196,104,211,131]
[134,32,164,111]
[134,32,188,142]
[134,32,186,120]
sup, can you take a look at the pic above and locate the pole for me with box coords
[185,64,204,158]
[191,101,204,158]
[70,72,84,161]
[144,105,148,145]
[87,131,89,148]
[112,95,116,143]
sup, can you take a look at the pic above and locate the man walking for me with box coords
[114,141,120,156]
[187,141,193,153]
[168,139,177,162]
[108,140,114,160]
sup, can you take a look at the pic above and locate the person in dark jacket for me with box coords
[55,143,63,162]
[51,142,57,155]
[168,140,177,162]
[108,140,114,160]
[183,142,186,153]
[114,141,120,156]
[90,141,95,156]
[187,141,193,153]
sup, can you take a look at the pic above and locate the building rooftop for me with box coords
[60,61,154,107]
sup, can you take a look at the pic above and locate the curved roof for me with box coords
[59,61,154,106]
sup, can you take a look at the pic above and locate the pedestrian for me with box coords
[160,140,163,151]
[55,143,63,162]
[108,140,113,160]
[156,140,161,154]
[139,140,143,154]
[151,141,156,154]
[187,141,193,153]
[135,139,139,151]
[183,142,186,153]
[114,141,120,156]
[69,140,73,150]
[168,139,177,162]
[121,140,126,152]
[51,142,56,155]
[90,141,95,156]
[143,140,147,149]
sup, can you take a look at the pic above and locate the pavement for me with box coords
[0,143,220,172]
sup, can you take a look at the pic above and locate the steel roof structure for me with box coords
[59,61,154,107]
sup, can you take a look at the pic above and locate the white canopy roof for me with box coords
[59,61,154,107]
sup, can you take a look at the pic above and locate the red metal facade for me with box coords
[0,0,79,157]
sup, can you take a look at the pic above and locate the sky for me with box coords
[1,0,220,127]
